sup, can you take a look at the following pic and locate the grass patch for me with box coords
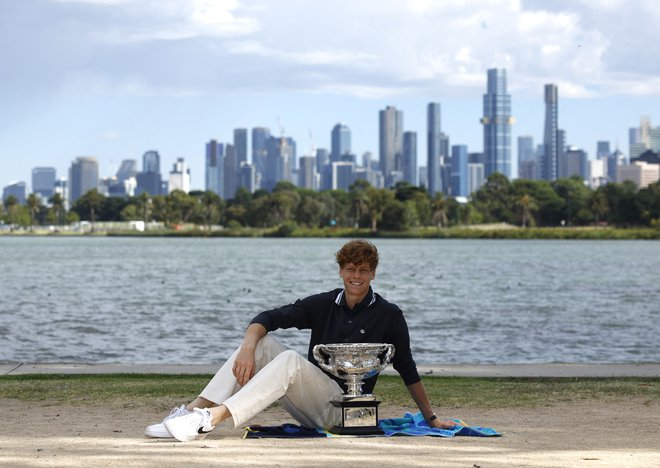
[1,374,659,409]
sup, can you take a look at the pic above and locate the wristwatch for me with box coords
[428,414,437,422]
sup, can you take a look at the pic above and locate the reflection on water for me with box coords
[1,237,659,364]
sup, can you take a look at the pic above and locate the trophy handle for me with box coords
[312,344,334,374]
[378,344,395,370]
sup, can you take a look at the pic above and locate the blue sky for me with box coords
[2,0,660,191]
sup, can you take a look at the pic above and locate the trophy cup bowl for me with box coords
[313,343,395,398]
[313,342,395,435]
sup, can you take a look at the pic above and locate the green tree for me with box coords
[270,188,300,225]
[431,193,449,228]
[48,193,65,225]
[365,187,393,231]
[380,199,411,231]
[26,193,41,230]
[3,195,18,227]
[511,179,563,226]
[471,172,514,223]
[637,181,660,225]
[295,192,324,228]
[199,190,223,228]
[515,194,537,227]
[166,190,197,226]
[588,189,609,224]
[349,180,371,228]
[136,192,152,223]
[72,190,104,231]
[552,177,593,226]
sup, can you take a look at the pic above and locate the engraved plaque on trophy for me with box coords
[313,342,395,435]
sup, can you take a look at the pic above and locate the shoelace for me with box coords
[167,405,187,420]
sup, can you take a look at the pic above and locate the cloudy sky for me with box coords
[2,0,660,191]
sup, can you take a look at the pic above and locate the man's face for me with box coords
[339,262,375,298]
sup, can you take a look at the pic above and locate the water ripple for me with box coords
[1,237,659,364]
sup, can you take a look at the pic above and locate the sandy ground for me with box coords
[1,398,659,467]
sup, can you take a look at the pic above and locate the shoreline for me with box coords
[2,225,660,240]
[3,362,660,377]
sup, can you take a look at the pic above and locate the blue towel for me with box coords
[243,423,326,438]
[379,412,502,437]
[244,412,501,438]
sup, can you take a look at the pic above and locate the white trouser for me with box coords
[199,335,344,429]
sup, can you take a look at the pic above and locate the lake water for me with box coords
[1,237,659,365]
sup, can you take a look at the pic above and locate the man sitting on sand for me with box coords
[145,239,454,442]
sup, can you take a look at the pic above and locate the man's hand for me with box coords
[232,345,256,386]
[232,323,267,386]
[429,418,457,429]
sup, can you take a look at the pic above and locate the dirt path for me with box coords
[1,398,658,467]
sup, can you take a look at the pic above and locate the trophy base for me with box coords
[328,425,384,436]
[329,399,383,436]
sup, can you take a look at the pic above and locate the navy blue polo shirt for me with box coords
[250,287,421,394]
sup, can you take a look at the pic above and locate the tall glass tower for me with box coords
[234,128,248,165]
[542,84,559,181]
[427,102,442,196]
[379,105,403,187]
[403,131,417,186]
[481,68,513,178]
[69,156,99,203]
[331,123,351,162]
[251,127,270,186]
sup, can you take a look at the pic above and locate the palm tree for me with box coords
[49,193,65,225]
[515,194,537,228]
[431,193,448,228]
[26,193,41,230]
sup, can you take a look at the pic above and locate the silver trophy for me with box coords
[313,343,395,435]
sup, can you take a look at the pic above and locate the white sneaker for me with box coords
[144,405,190,438]
[164,407,216,442]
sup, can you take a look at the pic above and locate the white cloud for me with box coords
[91,0,260,43]
[10,0,660,99]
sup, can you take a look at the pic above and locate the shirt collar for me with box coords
[335,287,376,309]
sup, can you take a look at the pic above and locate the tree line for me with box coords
[2,174,659,231]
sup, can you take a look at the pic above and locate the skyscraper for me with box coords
[205,139,224,196]
[403,131,417,186]
[251,127,270,187]
[331,123,351,162]
[331,161,354,191]
[298,156,317,190]
[596,141,611,160]
[239,163,256,193]
[224,144,238,199]
[264,136,294,192]
[379,105,403,187]
[31,167,56,200]
[2,181,26,205]
[481,68,513,178]
[143,150,160,173]
[451,145,468,197]
[541,84,559,181]
[115,160,138,182]
[234,128,248,165]
[168,158,191,194]
[69,156,99,203]
[136,150,162,196]
[518,136,535,180]
[427,103,442,196]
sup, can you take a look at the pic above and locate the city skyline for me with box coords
[2,0,660,190]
